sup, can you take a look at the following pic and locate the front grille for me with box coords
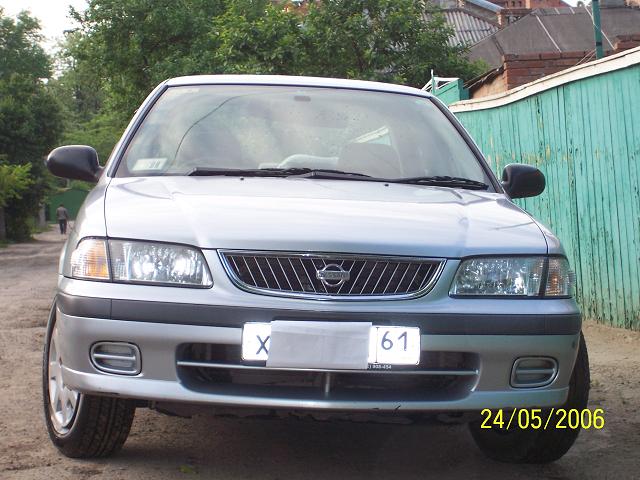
[176,343,479,402]
[219,251,444,299]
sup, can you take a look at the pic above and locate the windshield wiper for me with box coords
[188,167,372,180]
[188,168,488,190]
[389,176,489,190]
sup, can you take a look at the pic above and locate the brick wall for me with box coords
[501,51,591,90]
[501,37,640,90]
[613,34,640,52]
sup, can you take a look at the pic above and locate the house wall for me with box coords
[449,47,640,330]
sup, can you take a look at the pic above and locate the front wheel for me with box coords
[469,332,590,463]
[43,302,136,458]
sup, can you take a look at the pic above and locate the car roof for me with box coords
[166,74,431,98]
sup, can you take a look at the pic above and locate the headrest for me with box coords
[337,143,400,178]
[175,125,246,169]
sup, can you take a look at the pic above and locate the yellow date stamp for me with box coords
[480,408,605,430]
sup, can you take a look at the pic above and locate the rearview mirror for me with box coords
[501,163,545,199]
[46,145,102,182]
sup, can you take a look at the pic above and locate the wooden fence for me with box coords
[446,47,640,330]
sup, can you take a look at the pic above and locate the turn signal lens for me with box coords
[545,257,575,297]
[70,239,110,280]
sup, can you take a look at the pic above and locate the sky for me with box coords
[2,0,87,51]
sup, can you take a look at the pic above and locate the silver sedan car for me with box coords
[43,75,588,463]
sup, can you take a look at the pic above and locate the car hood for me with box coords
[104,177,547,257]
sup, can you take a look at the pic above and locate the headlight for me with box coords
[450,256,574,298]
[70,238,212,288]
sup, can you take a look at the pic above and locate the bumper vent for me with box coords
[90,342,141,375]
[511,357,557,388]
[219,251,445,300]
[176,343,479,402]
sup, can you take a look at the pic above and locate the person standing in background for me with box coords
[56,204,69,235]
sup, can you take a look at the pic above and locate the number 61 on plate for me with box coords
[368,326,421,365]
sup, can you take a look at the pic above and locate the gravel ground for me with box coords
[1,227,639,479]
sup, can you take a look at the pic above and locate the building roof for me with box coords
[466,0,503,13]
[469,6,640,68]
[429,9,501,47]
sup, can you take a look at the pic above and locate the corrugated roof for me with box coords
[469,6,640,68]
[466,0,503,13]
[440,9,501,46]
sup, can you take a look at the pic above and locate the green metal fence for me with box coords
[447,49,640,330]
[47,188,89,221]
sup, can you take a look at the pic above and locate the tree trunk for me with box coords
[0,206,6,241]
[38,205,46,228]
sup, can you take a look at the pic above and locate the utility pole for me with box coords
[592,0,604,59]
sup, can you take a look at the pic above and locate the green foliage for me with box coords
[0,162,32,207]
[208,1,304,75]
[0,9,50,79]
[70,0,227,116]
[0,9,62,240]
[300,0,482,86]
[61,110,127,165]
[65,0,483,117]
[51,32,105,123]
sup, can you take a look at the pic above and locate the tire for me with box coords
[42,301,136,458]
[469,332,590,464]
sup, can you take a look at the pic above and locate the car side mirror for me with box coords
[46,145,103,182]
[501,163,545,199]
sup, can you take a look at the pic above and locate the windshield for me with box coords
[116,84,491,184]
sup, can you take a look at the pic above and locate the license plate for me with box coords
[242,323,420,366]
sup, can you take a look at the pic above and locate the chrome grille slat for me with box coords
[299,258,318,294]
[394,263,412,294]
[253,256,269,288]
[406,264,422,293]
[286,257,304,291]
[359,261,379,295]
[264,257,282,290]
[419,264,435,289]
[241,256,258,287]
[220,251,444,300]
[382,262,401,294]
[346,260,366,295]
[371,262,389,295]
[275,257,293,291]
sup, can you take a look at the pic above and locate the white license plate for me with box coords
[242,323,420,366]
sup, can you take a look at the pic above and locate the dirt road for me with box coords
[1,227,639,479]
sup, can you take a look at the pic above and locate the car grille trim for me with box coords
[219,251,445,300]
[176,360,479,376]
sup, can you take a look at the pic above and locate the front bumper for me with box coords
[56,296,581,412]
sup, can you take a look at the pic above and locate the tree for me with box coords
[0,9,62,240]
[0,162,32,240]
[51,33,124,165]
[70,0,227,116]
[299,0,481,86]
[207,1,304,75]
[68,0,483,109]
